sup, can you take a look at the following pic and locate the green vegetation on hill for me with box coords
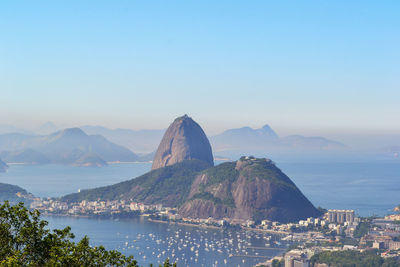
[191,162,238,207]
[61,160,211,206]
[180,156,322,223]
[237,157,295,189]
[188,158,308,212]
[62,156,321,223]
[247,161,296,189]
[190,192,229,207]
[310,250,399,267]
[202,162,238,186]
[353,220,372,238]
[0,183,31,205]
[0,201,174,266]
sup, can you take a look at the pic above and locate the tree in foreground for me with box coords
[310,250,399,267]
[0,201,176,267]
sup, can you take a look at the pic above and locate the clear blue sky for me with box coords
[1,0,399,135]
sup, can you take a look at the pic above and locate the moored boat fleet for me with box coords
[115,225,288,266]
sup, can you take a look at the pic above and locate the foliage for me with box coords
[190,162,238,208]
[202,162,238,186]
[0,201,173,266]
[310,250,399,267]
[353,221,371,238]
[190,192,222,205]
[0,183,31,205]
[271,258,284,267]
[61,159,211,206]
[62,156,321,223]
[317,206,328,214]
[246,161,295,189]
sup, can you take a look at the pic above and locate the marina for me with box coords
[45,215,289,267]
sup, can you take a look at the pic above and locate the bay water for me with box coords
[1,160,400,266]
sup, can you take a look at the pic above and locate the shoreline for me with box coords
[39,209,291,236]
[106,161,152,164]
[148,218,222,230]
[43,213,290,236]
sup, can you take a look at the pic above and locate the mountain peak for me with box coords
[179,156,321,223]
[152,115,214,170]
[261,124,272,130]
[259,124,279,138]
[59,128,87,137]
[174,114,190,122]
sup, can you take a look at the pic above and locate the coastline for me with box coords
[39,209,290,235]
[107,161,152,164]
[148,218,222,230]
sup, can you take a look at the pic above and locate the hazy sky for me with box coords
[1,1,399,135]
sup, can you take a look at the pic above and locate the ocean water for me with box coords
[1,160,400,266]
[0,162,151,197]
[279,161,400,217]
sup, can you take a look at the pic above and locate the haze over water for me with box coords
[1,160,399,216]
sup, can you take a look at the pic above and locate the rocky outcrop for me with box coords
[63,156,321,223]
[152,115,213,170]
[179,156,321,223]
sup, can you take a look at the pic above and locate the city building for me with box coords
[327,210,355,223]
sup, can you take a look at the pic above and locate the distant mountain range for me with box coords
[0,124,32,135]
[210,125,279,151]
[210,125,346,153]
[80,124,346,156]
[62,116,321,223]
[0,122,349,162]
[0,128,143,166]
[3,122,400,159]
[80,125,165,153]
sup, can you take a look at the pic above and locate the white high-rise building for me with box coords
[327,210,355,223]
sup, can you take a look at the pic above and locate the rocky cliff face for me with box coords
[179,156,321,223]
[152,115,214,170]
[63,156,321,223]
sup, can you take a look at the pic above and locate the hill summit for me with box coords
[179,156,321,223]
[152,115,214,170]
[62,155,321,223]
